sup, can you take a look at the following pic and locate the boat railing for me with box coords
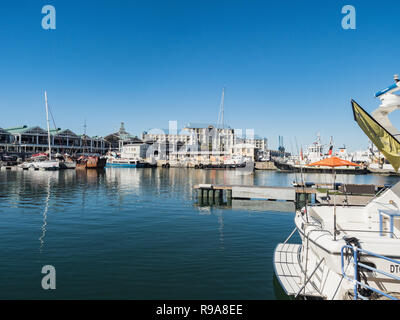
[364,185,390,206]
[341,245,400,300]
[337,229,398,239]
[295,258,325,299]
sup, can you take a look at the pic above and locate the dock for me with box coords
[193,183,382,209]
[194,184,315,209]
[194,184,315,198]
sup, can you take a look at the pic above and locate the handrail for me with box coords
[365,186,389,206]
[295,258,324,298]
[341,245,400,300]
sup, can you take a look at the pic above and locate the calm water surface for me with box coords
[0,168,398,299]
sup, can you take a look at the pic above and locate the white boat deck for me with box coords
[274,243,324,299]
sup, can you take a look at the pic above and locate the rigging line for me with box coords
[295,137,309,223]
[47,102,63,151]
[289,138,298,184]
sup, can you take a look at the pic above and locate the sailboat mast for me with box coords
[217,88,225,129]
[217,88,225,152]
[45,91,52,160]
[221,87,225,130]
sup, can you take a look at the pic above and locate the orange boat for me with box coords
[76,156,107,169]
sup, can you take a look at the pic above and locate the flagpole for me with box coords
[333,168,337,241]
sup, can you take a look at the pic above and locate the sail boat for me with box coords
[273,76,400,300]
[35,91,59,171]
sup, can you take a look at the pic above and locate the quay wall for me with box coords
[255,161,277,170]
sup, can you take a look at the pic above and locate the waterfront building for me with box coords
[183,123,235,152]
[231,143,257,161]
[142,128,194,160]
[0,128,12,149]
[120,143,150,160]
[0,125,110,155]
[142,123,268,162]
[142,128,192,147]
[234,134,268,161]
[104,122,142,150]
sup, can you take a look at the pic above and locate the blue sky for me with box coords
[0,0,399,151]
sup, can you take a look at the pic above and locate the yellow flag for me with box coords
[352,99,400,172]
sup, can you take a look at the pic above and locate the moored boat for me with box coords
[76,155,107,169]
[274,160,368,174]
[274,76,400,300]
[106,157,145,168]
[17,92,61,171]
[54,153,76,169]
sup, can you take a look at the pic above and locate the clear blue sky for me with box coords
[0,0,399,151]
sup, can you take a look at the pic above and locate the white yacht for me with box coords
[274,184,400,300]
[18,152,59,170]
[274,76,400,300]
[19,92,60,171]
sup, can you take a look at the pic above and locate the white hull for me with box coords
[274,183,400,300]
[369,163,397,174]
[59,161,76,169]
[35,160,60,171]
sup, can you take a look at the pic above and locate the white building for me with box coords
[183,123,235,152]
[231,143,257,161]
[142,123,268,162]
[120,143,150,160]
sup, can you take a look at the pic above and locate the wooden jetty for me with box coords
[193,183,383,209]
[194,184,315,208]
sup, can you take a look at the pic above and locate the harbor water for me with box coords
[0,168,398,299]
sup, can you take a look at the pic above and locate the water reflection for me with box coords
[217,213,224,250]
[1,168,399,209]
[0,168,399,299]
[39,176,51,253]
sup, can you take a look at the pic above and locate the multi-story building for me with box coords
[183,123,235,152]
[231,143,257,161]
[234,134,268,160]
[142,123,268,162]
[142,128,194,160]
[0,128,11,146]
[120,143,150,160]
[0,125,110,154]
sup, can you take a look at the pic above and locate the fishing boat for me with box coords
[1,155,19,167]
[106,157,145,168]
[273,76,400,300]
[75,121,106,169]
[224,155,247,168]
[105,145,146,168]
[274,140,368,175]
[76,155,107,169]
